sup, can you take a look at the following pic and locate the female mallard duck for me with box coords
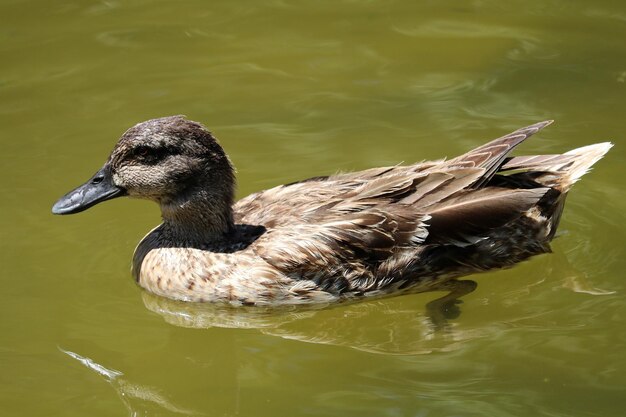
[52,117,611,305]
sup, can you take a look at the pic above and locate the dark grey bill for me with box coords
[52,165,126,215]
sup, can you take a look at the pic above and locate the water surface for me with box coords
[2,1,626,416]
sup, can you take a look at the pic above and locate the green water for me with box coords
[2,1,626,416]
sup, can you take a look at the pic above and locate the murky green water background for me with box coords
[2,1,626,416]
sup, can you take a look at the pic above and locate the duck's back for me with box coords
[229,122,611,302]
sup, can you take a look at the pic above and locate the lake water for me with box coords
[2,1,625,416]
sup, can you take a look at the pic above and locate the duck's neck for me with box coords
[159,183,235,247]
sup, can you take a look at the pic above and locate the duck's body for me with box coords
[53,117,611,305]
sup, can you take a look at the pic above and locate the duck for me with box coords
[52,116,612,306]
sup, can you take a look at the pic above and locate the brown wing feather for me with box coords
[425,187,548,245]
[254,207,430,285]
[402,168,485,207]
[446,120,553,187]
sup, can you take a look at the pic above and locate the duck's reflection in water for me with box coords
[59,282,483,416]
[142,279,481,355]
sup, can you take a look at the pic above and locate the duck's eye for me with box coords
[134,146,151,157]
[130,145,173,165]
[131,146,164,164]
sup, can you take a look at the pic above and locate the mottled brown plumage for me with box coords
[52,117,612,305]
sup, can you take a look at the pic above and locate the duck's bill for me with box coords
[52,165,126,215]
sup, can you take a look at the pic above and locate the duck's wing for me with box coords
[235,121,554,226]
[252,198,434,296]
[252,164,548,293]
[248,171,459,287]
[244,121,556,283]
[443,120,553,188]
[234,164,484,227]
[420,187,548,245]
[253,203,431,284]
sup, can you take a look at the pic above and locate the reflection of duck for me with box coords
[52,117,611,306]
[140,288,486,355]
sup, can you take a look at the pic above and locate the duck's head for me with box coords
[52,116,235,216]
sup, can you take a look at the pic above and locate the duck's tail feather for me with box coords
[499,142,612,191]
[501,153,577,172]
[558,142,613,189]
